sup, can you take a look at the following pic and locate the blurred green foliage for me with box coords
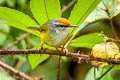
[0,0,120,80]
[0,0,27,10]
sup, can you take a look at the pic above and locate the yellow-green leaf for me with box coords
[70,33,104,49]
[69,0,102,25]
[28,43,56,69]
[91,42,120,69]
[91,42,120,59]
[0,7,40,36]
[28,44,49,69]
[30,0,61,25]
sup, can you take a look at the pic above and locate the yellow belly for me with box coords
[40,32,51,45]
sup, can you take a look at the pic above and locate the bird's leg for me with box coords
[61,46,68,54]
[40,41,44,49]
[39,42,44,56]
[55,48,60,51]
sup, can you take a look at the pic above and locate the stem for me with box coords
[8,33,30,49]
[61,0,77,13]
[14,60,24,70]
[0,49,120,64]
[57,56,62,80]
[109,18,119,39]
[0,61,32,80]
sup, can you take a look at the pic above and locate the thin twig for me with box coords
[14,60,24,70]
[61,0,78,13]
[109,18,119,39]
[0,61,33,80]
[8,33,30,49]
[100,32,120,43]
[0,49,120,64]
[57,56,62,80]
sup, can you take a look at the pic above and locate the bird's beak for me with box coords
[28,27,39,30]
[69,25,78,27]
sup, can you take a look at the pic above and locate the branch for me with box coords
[0,61,33,80]
[0,48,120,64]
[8,33,30,49]
[61,0,77,13]
[100,32,120,42]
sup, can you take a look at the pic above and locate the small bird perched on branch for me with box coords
[29,18,78,80]
[28,18,78,47]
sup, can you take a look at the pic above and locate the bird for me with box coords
[28,18,78,47]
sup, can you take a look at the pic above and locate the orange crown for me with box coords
[58,18,71,26]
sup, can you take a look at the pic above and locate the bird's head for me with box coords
[28,18,78,32]
[50,18,78,28]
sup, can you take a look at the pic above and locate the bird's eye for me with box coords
[42,29,46,31]
[55,24,67,27]
[39,28,46,32]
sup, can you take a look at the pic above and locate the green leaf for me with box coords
[30,57,58,80]
[110,0,117,16]
[0,7,40,36]
[111,69,120,80]
[28,35,41,46]
[69,0,102,25]
[112,65,120,70]
[42,44,56,50]
[85,67,95,80]
[70,33,104,49]
[28,43,56,69]
[14,55,26,62]
[85,67,113,80]
[28,44,49,69]
[30,0,61,25]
